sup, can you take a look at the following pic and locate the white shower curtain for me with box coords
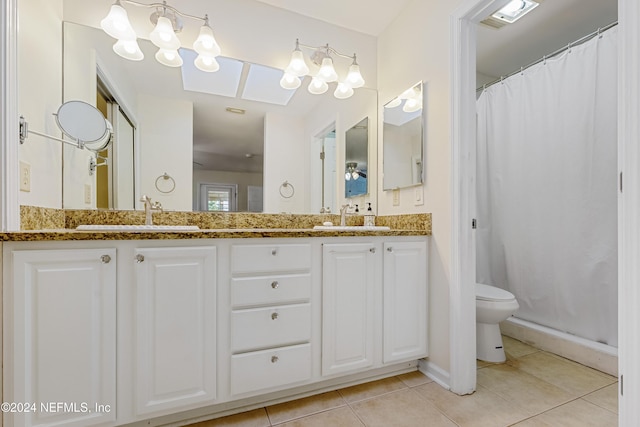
[476,27,618,347]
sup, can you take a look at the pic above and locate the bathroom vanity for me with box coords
[1,227,429,427]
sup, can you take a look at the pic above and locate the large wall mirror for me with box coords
[345,117,368,198]
[53,17,377,214]
[382,82,424,190]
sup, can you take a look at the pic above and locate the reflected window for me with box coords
[199,183,237,212]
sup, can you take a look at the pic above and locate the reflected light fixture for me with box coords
[280,39,365,100]
[100,0,221,72]
[385,84,423,113]
[345,162,363,181]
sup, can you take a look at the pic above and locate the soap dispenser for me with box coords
[364,203,375,227]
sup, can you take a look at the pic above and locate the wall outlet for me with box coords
[84,184,92,204]
[19,161,31,192]
[414,186,424,206]
[392,189,400,206]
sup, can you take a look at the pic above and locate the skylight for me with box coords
[492,0,539,24]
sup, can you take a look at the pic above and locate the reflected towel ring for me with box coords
[279,181,295,198]
[155,172,176,194]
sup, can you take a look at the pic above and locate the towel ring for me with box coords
[155,172,176,194]
[279,181,295,199]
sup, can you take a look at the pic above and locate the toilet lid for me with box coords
[476,283,516,302]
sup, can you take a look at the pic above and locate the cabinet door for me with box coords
[134,246,216,416]
[383,241,428,363]
[10,248,117,427]
[322,243,376,376]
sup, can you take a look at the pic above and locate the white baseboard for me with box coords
[418,358,451,390]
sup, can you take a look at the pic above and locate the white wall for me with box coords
[18,0,63,208]
[378,0,466,373]
[193,170,262,212]
[137,94,193,211]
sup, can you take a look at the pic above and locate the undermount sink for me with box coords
[76,224,200,231]
[312,225,390,231]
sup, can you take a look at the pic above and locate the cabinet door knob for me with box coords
[271,281,279,289]
[369,247,376,253]
[271,248,278,256]
[135,254,145,263]
[101,255,111,264]
[387,247,393,252]
[271,312,279,320]
[271,355,279,363]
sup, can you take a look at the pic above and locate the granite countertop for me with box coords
[0,227,429,242]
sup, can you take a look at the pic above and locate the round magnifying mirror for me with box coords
[55,100,113,152]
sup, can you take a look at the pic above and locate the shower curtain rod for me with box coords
[477,20,618,92]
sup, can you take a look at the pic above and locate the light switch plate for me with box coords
[414,186,424,206]
[84,184,92,204]
[19,161,31,192]
[392,189,400,206]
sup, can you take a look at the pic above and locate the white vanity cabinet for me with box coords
[321,242,379,376]
[6,248,117,427]
[383,241,428,363]
[228,243,313,396]
[132,246,217,417]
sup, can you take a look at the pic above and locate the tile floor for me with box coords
[186,336,618,427]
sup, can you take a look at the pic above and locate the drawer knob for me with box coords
[101,255,111,264]
[387,247,393,252]
[369,247,376,253]
[271,355,279,363]
[135,254,145,263]
[271,312,279,320]
[271,249,278,256]
[271,281,279,289]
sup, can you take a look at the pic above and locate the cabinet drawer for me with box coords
[231,244,311,274]
[230,343,312,395]
[231,274,311,307]
[231,303,311,352]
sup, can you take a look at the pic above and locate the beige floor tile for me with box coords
[508,351,616,396]
[396,370,433,388]
[266,391,346,425]
[187,408,270,427]
[512,398,617,427]
[338,377,407,403]
[351,388,457,427]
[274,406,364,427]
[502,335,539,359]
[582,383,619,414]
[414,382,529,427]
[477,363,574,414]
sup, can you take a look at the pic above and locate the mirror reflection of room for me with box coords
[345,117,368,198]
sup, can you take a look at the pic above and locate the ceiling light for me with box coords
[492,0,539,24]
[225,107,246,114]
[101,1,221,72]
[280,40,366,99]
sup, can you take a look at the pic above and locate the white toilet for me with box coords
[475,283,519,363]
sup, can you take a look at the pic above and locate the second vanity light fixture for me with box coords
[385,84,423,113]
[100,0,221,72]
[280,39,365,99]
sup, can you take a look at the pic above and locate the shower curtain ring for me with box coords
[598,27,602,38]
[543,55,547,65]
[520,66,524,75]
[567,42,572,53]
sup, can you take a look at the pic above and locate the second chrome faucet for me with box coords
[140,195,163,225]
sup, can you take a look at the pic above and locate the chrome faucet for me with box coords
[140,195,163,225]
[339,203,353,226]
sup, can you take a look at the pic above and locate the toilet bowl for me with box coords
[476,283,519,363]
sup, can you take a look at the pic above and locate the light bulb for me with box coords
[194,54,220,72]
[346,63,365,88]
[286,49,309,77]
[345,172,351,181]
[150,16,181,50]
[113,39,144,61]
[352,171,359,180]
[193,24,221,57]
[403,97,421,113]
[334,81,354,99]
[318,57,338,83]
[280,72,301,90]
[308,76,328,95]
[155,48,183,67]
[100,3,136,41]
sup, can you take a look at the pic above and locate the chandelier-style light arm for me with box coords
[120,0,207,23]
[296,41,357,62]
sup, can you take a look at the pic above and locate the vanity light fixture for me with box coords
[280,39,365,100]
[100,0,221,72]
